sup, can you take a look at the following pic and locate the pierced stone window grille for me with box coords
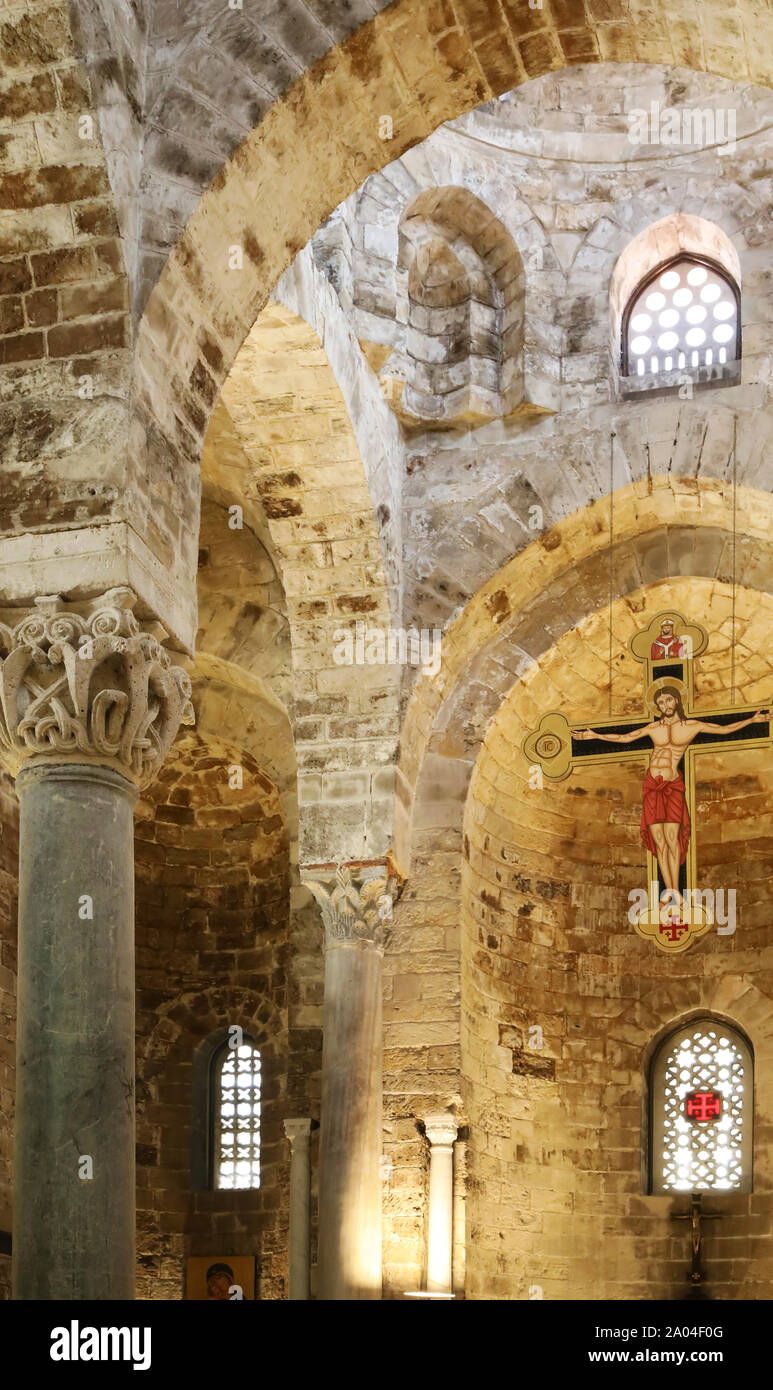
[622,255,740,390]
[650,1020,753,1195]
[212,1040,262,1190]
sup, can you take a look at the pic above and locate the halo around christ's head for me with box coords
[645,675,689,715]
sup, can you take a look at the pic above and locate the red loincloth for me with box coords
[640,769,691,863]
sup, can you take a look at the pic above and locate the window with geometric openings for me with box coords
[211,1039,262,1190]
[650,1019,753,1196]
[622,255,740,387]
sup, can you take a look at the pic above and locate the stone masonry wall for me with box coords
[460,590,773,1300]
[330,65,773,415]
[382,830,463,1295]
[134,733,297,1300]
[0,4,131,556]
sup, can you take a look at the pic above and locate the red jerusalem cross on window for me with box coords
[685,1090,722,1123]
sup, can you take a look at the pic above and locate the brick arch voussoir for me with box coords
[138,985,286,1078]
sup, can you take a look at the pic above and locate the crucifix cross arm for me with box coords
[575,722,653,743]
[690,709,770,736]
[522,611,773,953]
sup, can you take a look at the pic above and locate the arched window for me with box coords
[622,254,740,386]
[649,1018,753,1195]
[211,1037,262,1190]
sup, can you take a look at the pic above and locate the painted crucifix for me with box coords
[523,612,772,952]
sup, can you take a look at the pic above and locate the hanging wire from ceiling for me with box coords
[608,430,616,718]
[731,415,738,707]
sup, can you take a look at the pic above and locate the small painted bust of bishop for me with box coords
[651,616,684,661]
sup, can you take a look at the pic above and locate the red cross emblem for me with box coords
[660,918,688,942]
[685,1089,722,1122]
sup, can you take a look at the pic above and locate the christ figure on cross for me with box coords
[576,686,769,902]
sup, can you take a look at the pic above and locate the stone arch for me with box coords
[611,214,742,331]
[189,654,297,856]
[384,569,773,1297]
[196,474,292,709]
[139,985,286,1085]
[274,249,404,626]
[334,149,552,413]
[551,176,768,410]
[637,990,773,1206]
[134,712,294,1300]
[641,1007,756,1194]
[213,298,399,864]
[395,475,773,873]
[389,187,525,420]
[132,0,773,645]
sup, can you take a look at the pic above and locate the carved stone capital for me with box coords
[424,1110,459,1150]
[0,586,194,787]
[302,860,404,949]
[284,1118,313,1149]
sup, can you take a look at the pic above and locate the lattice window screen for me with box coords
[213,1041,262,1190]
[624,257,739,380]
[650,1020,752,1195]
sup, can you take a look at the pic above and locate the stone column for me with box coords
[283,1118,313,1301]
[0,588,194,1298]
[452,1132,467,1296]
[303,864,399,1301]
[424,1110,458,1295]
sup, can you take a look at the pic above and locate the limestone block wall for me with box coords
[0,4,132,573]
[323,64,773,418]
[0,726,318,1303]
[134,734,301,1300]
[394,186,526,421]
[284,63,773,718]
[4,1,763,648]
[382,827,463,1296]
[399,401,773,675]
[276,244,405,624]
[69,0,148,301]
[459,603,773,1300]
[196,495,291,701]
[0,777,17,1301]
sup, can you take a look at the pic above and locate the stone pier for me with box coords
[304,864,399,1301]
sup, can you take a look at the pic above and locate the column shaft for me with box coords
[318,940,382,1300]
[425,1112,458,1295]
[284,1119,312,1300]
[13,762,137,1299]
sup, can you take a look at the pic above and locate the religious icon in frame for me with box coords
[185,1254,256,1300]
[523,611,772,951]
